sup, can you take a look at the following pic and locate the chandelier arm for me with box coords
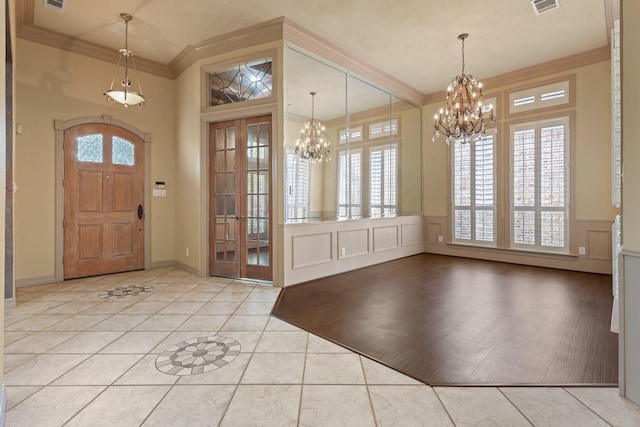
[131,58,146,98]
[107,54,123,91]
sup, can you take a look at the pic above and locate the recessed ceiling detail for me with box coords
[531,0,560,14]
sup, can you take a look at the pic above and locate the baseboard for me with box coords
[5,298,16,310]
[150,260,177,270]
[0,384,6,426]
[174,261,201,276]
[611,296,620,333]
[16,275,57,288]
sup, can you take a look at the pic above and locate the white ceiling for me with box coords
[30,0,611,96]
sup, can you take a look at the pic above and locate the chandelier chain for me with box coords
[461,36,465,75]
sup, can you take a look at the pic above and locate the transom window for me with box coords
[207,57,273,106]
[508,80,570,115]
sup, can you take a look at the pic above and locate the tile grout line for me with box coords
[562,387,615,427]
[431,387,461,427]
[297,328,310,427]
[496,387,535,427]
[359,355,380,427]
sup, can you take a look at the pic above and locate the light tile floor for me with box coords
[4,267,640,426]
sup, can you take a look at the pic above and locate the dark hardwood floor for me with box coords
[271,254,618,386]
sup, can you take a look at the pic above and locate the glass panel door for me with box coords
[209,116,272,281]
[245,118,271,280]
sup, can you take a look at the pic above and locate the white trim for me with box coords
[54,116,152,282]
[509,116,570,253]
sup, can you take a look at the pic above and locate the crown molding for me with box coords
[170,17,285,77]
[282,18,425,107]
[15,0,174,79]
[17,24,174,79]
[424,46,611,105]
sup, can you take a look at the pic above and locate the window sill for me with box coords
[447,242,578,260]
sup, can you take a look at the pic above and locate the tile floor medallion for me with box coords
[98,285,154,300]
[155,336,240,375]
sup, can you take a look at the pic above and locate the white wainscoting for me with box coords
[622,250,640,403]
[283,215,423,286]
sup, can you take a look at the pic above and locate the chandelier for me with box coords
[433,33,495,144]
[104,13,149,109]
[295,92,330,163]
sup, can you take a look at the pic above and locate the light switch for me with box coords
[153,189,167,197]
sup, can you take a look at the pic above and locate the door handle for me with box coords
[235,215,245,220]
[138,205,144,220]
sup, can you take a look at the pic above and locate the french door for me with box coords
[63,124,145,279]
[209,115,272,281]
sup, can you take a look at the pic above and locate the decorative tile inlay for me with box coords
[98,285,153,300]
[155,336,240,376]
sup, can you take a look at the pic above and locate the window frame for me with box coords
[337,147,363,219]
[508,115,572,254]
[284,148,310,221]
[450,133,497,247]
[368,142,399,218]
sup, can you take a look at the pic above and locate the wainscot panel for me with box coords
[337,228,370,260]
[423,215,615,274]
[283,215,423,286]
[373,225,399,253]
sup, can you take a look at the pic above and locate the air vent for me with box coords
[531,0,560,15]
[44,0,65,12]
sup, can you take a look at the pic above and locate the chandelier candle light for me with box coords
[295,92,331,163]
[433,33,495,144]
[104,13,149,109]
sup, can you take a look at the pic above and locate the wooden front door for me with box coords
[63,124,145,279]
[209,115,272,281]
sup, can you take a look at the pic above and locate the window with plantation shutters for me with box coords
[370,144,398,217]
[285,150,309,220]
[452,135,496,245]
[510,117,569,252]
[338,149,362,218]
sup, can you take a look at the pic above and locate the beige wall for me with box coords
[174,65,202,273]
[173,42,282,276]
[423,60,619,273]
[14,39,176,283]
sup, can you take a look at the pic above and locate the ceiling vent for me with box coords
[531,0,560,15]
[44,0,65,12]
